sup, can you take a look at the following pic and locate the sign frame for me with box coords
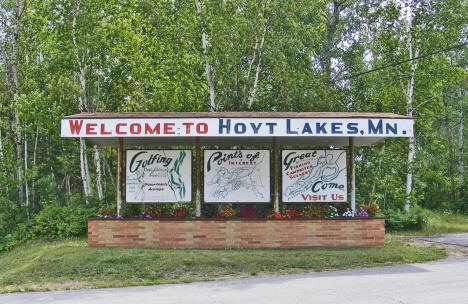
[203,149,271,203]
[61,117,413,138]
[125,149,192,203]
[281,149,348,203]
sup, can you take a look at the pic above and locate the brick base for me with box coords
[88,218,385,248]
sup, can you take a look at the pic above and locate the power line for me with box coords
[343,42,468,80]
[366,60,467,86]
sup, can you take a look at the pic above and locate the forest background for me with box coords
[0,0,467,245]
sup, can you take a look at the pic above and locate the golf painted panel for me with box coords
[204,150,270,203]
[126,150,192,203]
[282,150,347,202]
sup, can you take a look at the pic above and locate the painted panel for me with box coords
[204,150,270,203]
[126,150,192,203]
[282,150,347,202]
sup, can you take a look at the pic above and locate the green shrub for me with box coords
[452,197,468,214]
[384,208,428,231]
[31,205,97,238]
[0,223,32,252]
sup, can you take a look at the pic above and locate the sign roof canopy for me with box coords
[61,112,413,147]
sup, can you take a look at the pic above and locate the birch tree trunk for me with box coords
[11,1,26,204]
[404,18,419,212]
[94,145,103,201]
[443,95,456,201]
[0,129,3,159]
[102,151,116,192]
[195,0,216,111]
[79,138,93,198]
[72,11,93,200]
[247,28,266,109]
[24,132,29,219]
[458,86,464,198]
[31,125,39,204]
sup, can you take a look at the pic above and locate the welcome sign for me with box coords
[126,150,192,203]
[204,150,270,203]
[61,117,413,138]
[282,150,347,203]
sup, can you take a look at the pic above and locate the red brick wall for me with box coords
[88,218,385,248]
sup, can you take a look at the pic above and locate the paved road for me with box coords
[418,233,468,247]
[2,257,468,304]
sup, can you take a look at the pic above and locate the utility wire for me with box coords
[365,60,467,86]
[343,42,468,80]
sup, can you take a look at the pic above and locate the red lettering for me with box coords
[116,123,127,134]
[164,123,175,134]
[145,123,160,135]
[182,122,194,134]
[85,123,97,135]
[331,194,344,201]
[100,123,111,135]
[196,123,208,134]
[301,194,310,200]
[130,123,141,134]
[69,120,83,135]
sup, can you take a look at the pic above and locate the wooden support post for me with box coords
[117,138,123,217]
[349,137,355,211]
[273,137,279,213]
[195,137,201,217]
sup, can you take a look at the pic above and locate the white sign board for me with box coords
[282,150,347,203]
[126,150,192,203]
[61,117,413,138]
[204,150,270,203]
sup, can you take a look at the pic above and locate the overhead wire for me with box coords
[356,60,468,87]
[340,42,467,80]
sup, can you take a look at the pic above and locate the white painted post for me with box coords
[117,138,123,217]
[349,137,356,211]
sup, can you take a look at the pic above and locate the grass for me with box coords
[421,211,468,235]
[0,235,446,293]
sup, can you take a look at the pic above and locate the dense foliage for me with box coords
[0,0,466,244]
[384,208,429,231]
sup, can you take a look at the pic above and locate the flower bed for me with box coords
[88,217,385,249]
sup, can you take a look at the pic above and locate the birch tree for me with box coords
[71,4,93,199]
[0,0,27,205]
[402,7,419,211]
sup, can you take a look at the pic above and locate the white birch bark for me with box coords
[242,37,258,103]
[458,86,464,195]
[11,1,26,203]
[0,129,3,159]
[31,125,39,203]
[195,0,216,111]
[72,11,93,199]
[94,145,103,200]
[24,132,29,219]
[102,151,116,192]
[79,138,93,198]
[248,28,266,109]
[66,174,71,207]
[404,17,419,212]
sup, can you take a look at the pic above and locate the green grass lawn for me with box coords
[422,211,468,235]
[0,235,446,293]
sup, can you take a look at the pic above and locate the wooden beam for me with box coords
[273,137,279,213]
[117,138,123,217]
[349,137,355,211]
[195,137,201,217]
